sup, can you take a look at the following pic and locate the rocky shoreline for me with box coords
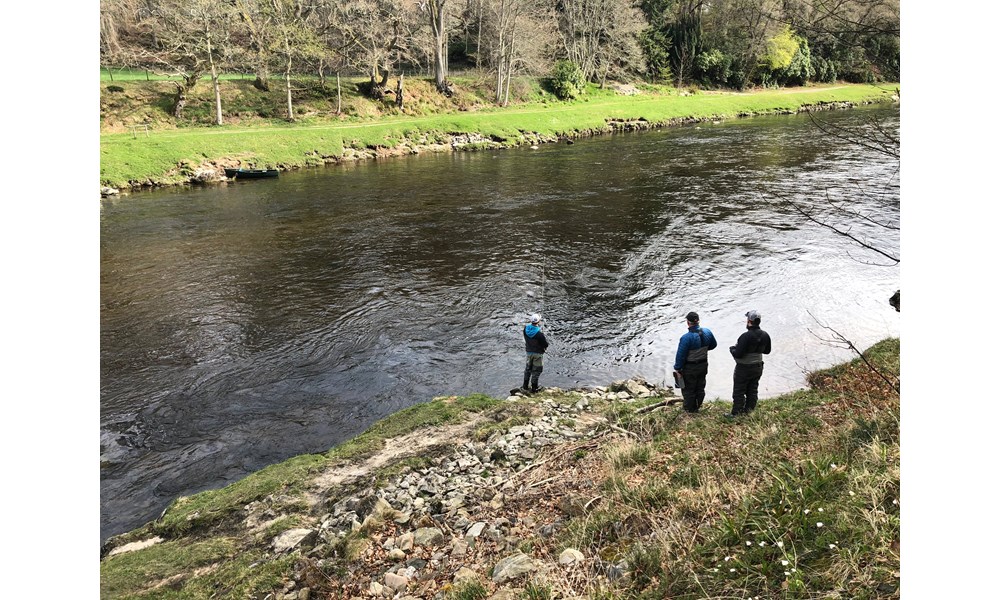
[99,97,895,198]
[102,379,680,599]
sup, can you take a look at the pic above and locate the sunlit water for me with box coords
[101,105,900,542]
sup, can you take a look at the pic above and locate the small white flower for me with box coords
[746,541,752,546]
[713,568,719,572]
[818,507,824,512]
[893,499,898,505]
[831,463,837,468]
[792,569,797,573]
[816,522,824,528]
[849,491,855,496]
[776,541,784,548]
[829,544,837,549]
[784,571,790,576]
[781,560,789,566]
[759,541,767,547]
[804,509,811,514]
[730,568,736,573]
[724,556,731,562]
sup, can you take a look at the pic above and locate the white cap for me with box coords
[529,313,541,324]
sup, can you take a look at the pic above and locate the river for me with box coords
[100,104,900,542]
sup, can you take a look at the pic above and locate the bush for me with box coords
[780,40,814,86]
[106,85,125,93]
[813,56,838,83]
[695,49,732,87]
[550,60,586,100]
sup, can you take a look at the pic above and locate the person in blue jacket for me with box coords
[521,313,549,394]
[673,311,718,413]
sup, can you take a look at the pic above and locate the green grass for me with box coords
[100,82,898,187]
[98,537,297,600]
[148,453,329,538]
[560,338,900,599]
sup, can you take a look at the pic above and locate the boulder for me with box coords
[453,566,479,584]
[384,572,408,592]
[272,528,316,553]
[465,522,486,542]
[559,548,585,565]
[387,548,406,561]
[397,532,415,551]
[491,553,536,583]
[414,527,445,546]
[624,381,650,397]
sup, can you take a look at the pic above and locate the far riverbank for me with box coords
[100,83,898,193]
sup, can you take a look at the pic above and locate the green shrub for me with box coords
[106,85,125,93]
[780,40,814,86]
[813,56,838,83]
[550,60,586,100]
[695,49,732,87]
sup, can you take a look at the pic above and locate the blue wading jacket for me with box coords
[673,326,718,371]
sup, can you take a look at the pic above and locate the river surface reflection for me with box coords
[100,105,900,541]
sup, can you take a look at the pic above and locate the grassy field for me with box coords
[99,78,898,189]
[100,339,899,599]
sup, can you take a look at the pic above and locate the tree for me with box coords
[669,0,702,87]
[327,0,416,100]
[269,0,323,120]
[483,0,554,104]
[233,0,279,91]
[554,0,647,84]
[130,0,221,118]
[191,0,234,125]
[421,0,453,94]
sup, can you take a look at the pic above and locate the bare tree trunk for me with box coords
[504,51,513,106]
[396,73,404,109]
[282,25,294,120]
[318,59,325,87]
[475,1,483,68]
[336,72,342,114]
[430,0,449,93]
[204,21,223,126]
[285,67,293,120]
[211,70,223,125]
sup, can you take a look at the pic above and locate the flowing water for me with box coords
[100,104,900,542]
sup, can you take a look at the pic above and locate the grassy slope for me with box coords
[100,339,899,599]
[99,79,897,188]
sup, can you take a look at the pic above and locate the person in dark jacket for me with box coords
[673,311,718,413]
[521,313,549,393]
[728,310,772,416]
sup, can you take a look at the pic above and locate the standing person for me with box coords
[673,311,717,413]
[728,310,771,416]
[521,313,549,394]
